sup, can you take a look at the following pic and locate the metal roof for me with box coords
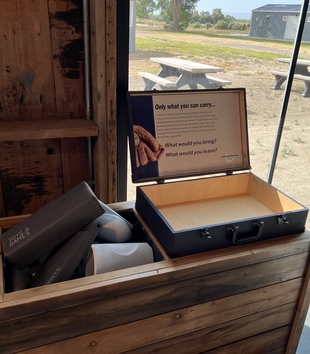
[252,4,309,12]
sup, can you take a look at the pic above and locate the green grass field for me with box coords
[134,24,310,62]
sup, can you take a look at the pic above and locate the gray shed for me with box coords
[249,4,310,41]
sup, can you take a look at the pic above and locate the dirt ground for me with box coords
[127,30,310,229]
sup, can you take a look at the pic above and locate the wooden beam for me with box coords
[90,0,117,203]
[286,254,310,353]
[0,120,98,141]
[105,0,117,203]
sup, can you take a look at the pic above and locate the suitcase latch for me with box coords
[200,228,211,242]
[278,214,289,225]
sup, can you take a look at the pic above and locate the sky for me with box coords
[197,0,303,14]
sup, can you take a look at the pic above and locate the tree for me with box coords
[214,20,228,30]
[199,11,212,24]
[137,0,157,19]
[137,0,199,31]
[178,0,198,30]
[211,8,225,24]
[172,0,182,31]
[225,14,236,24]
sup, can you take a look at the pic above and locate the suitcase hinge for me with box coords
[200,228,211,242]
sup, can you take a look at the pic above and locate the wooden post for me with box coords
[286,254,310,353]
[90,0,117,203]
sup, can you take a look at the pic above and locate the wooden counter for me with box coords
[0,203,310,354]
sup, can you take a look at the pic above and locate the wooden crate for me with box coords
[1,202,310,354]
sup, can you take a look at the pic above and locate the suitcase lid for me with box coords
[127,88,250,184]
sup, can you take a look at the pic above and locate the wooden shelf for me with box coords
[0,119,99,141]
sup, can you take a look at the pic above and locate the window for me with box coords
[118,2,310,234]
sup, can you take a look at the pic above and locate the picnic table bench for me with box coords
[270,58,310,97]
[139,57,231,91]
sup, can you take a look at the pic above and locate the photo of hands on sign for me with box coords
[134,125,164,168]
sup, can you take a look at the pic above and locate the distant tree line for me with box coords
[137,1,249,31]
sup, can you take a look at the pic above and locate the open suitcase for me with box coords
[127,88,308,258]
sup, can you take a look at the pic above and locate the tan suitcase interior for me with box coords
[139,173,305,231]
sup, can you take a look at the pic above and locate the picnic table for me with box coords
[139,57,231,91]
[270,58,310,97]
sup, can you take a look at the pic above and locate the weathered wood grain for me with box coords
[0,140,64,215]
[0,209,309,354]
[0,0,60,216]
[89,1,107,202]
[90,1,117,202]
[0,251,307,352]
[0,0,95,214]
[0,0,118,213]
[286,255,310,354]
[48,0,85,120]
[0,120,98,141]
[123,303,296,354]
[1,231,309,320]
[201,326,289,354]
[48,0,89,193]
[105,1,117,203]
[16,301,296,354]
[0,0,57,122]
[0,215,31,229]
[59,137,89,191]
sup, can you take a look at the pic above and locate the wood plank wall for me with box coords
[0,0,117,216]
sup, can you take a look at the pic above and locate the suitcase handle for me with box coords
[228,221,265,244]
